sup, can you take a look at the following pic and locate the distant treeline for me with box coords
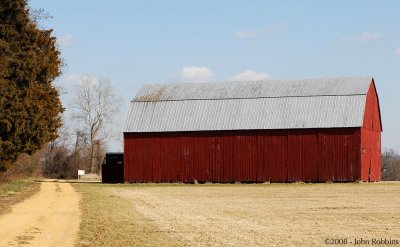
[382,149,400,181]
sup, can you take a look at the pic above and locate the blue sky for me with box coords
[29,0,400,152]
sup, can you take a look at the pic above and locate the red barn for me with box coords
[123,76,382,182]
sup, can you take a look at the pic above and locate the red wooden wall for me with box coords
[361,81,382,181]
[124,128,362,183]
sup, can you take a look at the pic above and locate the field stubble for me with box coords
[74,182,400,246]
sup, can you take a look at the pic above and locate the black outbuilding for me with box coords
[101,152,124,183]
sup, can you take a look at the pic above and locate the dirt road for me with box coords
[0,182,80,247]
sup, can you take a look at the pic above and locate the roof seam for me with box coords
[133,93,367,102]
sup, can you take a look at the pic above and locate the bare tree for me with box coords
[71,75,122,173]
[382,149,400,181]
[49,116,70,150]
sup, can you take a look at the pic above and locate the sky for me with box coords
[29,0,400,152]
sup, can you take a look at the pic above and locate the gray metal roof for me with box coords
[133,76,372,102]
[123,76,373,132]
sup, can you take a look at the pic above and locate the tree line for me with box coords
[42,76,121,179]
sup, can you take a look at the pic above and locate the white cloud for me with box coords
[349,32,382,42]
[230,70,271,81]
[180,66,213,82]
[234,31,257,39]
[396,47,400,56]
[57,33,74,46]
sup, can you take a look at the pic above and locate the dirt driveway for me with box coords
[0,182,80,247]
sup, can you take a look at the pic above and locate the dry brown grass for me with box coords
[74,182,400,247]
[74,183,186,247]
[0,179,40,215]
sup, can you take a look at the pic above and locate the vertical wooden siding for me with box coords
[361,81,382,181]
[124,128,362,183]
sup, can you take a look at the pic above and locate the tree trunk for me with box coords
[90,136,96,174]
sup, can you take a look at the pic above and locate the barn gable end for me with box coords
[361,79,382,181]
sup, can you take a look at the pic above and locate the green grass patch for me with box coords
[0,179,40,214]
[1,179,31,195]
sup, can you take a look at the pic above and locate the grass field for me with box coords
[73,182,400,247]
[0,179,40,215]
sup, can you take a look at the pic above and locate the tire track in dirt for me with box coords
[0,182,80,247]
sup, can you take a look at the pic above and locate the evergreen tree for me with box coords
[0,0,63,171]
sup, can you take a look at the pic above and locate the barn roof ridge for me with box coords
[139,75,373,87]
[133,93,367,103]
[133,76,373,102]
